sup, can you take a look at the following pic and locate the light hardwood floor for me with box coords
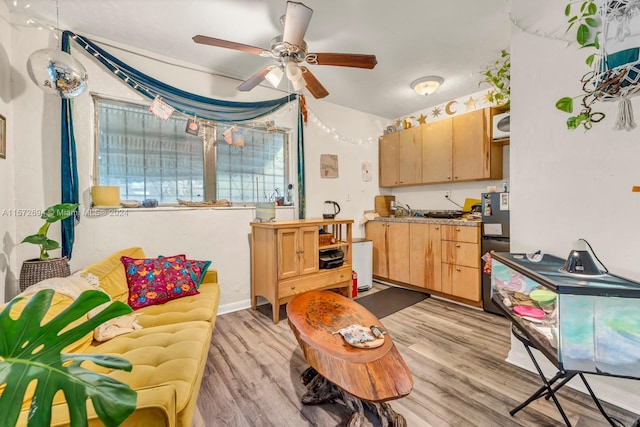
[196,284,639,426]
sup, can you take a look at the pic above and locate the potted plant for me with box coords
[0,288,137,426]
[555,0,605,130]
[479,49,511,107]
[20,203,79,291]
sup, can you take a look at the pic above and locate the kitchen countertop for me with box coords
[370,216,480,227]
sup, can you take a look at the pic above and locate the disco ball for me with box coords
[27,48,88,98]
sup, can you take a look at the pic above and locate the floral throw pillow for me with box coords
[120,255,199,310]
[158,255,212,288]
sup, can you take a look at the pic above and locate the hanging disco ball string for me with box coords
[25,0,88,98]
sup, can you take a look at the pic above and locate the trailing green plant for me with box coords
[479,49,510,107]
[0,289,137,426]
[556,0,605,130]
[21,203,79,260]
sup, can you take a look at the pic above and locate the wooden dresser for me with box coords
[250,218,353,323]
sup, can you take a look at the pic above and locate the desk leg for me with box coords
[299,367,407,427]
[511,343,573,427]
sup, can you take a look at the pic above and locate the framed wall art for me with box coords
[0,114,5,159]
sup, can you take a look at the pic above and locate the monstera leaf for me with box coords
[0,289,137,427]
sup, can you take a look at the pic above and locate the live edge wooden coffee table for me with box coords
[287,290,413,426]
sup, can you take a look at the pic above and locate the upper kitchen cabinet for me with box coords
[379,126,422,187]
[452,108,503,182]
[379,108,504,187]
[379,132,400,187]
[422,118,453,183]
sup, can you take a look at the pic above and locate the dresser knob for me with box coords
[456,243,461,248]
[455,227,461,232]
[456,267,461,272]
[291,286,296,290]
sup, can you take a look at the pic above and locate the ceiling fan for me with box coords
[192,1,377,99]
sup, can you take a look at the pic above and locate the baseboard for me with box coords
[217,299,252,315]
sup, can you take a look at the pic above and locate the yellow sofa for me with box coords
[15,247,220,427]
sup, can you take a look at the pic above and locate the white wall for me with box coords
[509,0,640,412]
[7,27,382,311]
[0,3,17,302]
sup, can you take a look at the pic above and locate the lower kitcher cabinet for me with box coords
[441,263,481,301]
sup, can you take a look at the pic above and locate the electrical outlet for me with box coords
[444,190,451,199]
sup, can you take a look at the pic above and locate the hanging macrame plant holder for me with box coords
[585,0,640,130]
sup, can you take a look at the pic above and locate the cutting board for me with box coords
[375,195,395,217]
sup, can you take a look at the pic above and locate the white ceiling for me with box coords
[6,0,511,119]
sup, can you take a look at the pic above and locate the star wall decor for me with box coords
[464,96,478,111]
[417,113,427,124]
[431,107,442,118]
[483,92,493,104]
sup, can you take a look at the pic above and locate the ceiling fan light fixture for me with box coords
[292,76,306,91]
[411,76,444,96]
[265,65,284,87]
[286,61,303,82]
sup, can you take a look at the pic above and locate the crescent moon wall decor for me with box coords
[445,101,458,115]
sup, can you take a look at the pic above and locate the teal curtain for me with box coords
[59,31,299,257]
[60,34,79,259]
[297,102,305,219]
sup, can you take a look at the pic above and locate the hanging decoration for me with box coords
[587,0,640,130]
[222,126,245,147]
[26,48,88,98]
[185,117,201,136]
[149,96,175,120]
[557,0,640,131]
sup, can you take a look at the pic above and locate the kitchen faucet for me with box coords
[396,203,411,217]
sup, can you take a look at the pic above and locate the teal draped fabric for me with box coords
[297,102,305,219]
[60,35,79,260]
[59,30,300,256]
[62,31,296,122]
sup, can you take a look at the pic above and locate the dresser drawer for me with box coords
[441,241,480,268]
[279,265,351,298]
[441,225,479,243]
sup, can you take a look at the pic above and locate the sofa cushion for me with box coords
[135,281,220,328]
[159,255,211,288]
[80,247,146,303]
[87,320,213,416]
[121,255,199,310]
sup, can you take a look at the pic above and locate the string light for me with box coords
[508,12,574,45]
[306,108,377,145]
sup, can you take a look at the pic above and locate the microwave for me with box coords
[492,111,510,140]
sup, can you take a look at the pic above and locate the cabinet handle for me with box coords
[291,285,296,290]
[456,267,461,272]
[434,226,439,230]
[456,243,461,248]
[300,249,304,254]
[455,227,461,232]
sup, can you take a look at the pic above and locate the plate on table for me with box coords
[513,305,545,319]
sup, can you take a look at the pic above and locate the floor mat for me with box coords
[356,286,429,319]
[255,286,429,322]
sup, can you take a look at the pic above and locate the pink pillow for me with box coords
[120,255,199,309]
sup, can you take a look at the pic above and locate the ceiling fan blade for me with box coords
[193,35,267,56]
[306,53,377,69]
[300,66,329,99]
[237,67,272,92]
[282,2,313,47]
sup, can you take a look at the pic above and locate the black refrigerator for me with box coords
[480,192,510,316]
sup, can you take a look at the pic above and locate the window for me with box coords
[94,97,289,205]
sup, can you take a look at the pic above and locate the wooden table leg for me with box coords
[299,367,407,427]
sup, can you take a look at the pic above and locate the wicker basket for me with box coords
[319,234,334,247]
[19,257,71,291]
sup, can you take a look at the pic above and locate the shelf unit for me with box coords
[250,218,353,323]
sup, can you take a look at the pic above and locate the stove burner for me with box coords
[424,210,464,219]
